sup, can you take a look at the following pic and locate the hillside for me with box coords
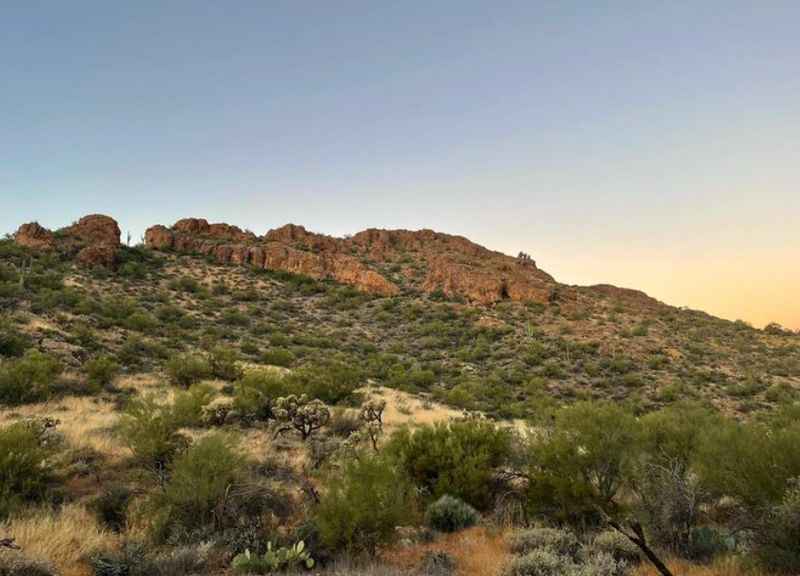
[3,214,800,576]
[4,214,799,418]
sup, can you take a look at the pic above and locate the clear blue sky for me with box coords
[2,1,799,327]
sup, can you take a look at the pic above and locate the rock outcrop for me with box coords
[14,214,121,268]
[145,218,563,304]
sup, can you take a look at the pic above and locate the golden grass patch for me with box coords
[383,526,510,576]
[0,504,119,576]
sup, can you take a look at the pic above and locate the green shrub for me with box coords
[118,395,187,472]
[425,495,480,533]
[752,479,800,572]
[0,350,62,405]
[208,345,242,381]
[151,433,245,542]
[233,371,293,422]
[260,348,295,368]
[315,454,415,555]
[0,326,30,358]
[695,418,800,507]
[85,356,120,389]
[525,401,639,526]
[290,361,362,405]
[231,541,314,574]
[165,353,211,388]
[0,423,52,518]
[386,419,513,510]
[171,384,216,428]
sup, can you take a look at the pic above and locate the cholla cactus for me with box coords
[273,394,330,440]
[359,399,386,451]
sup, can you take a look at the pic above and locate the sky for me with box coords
[1,1,798,329]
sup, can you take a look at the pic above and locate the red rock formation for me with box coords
[13,214,121,268]
[144,218,563,304]
[14,222,56,250]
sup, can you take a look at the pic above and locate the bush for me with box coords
[91,485,132,532]
[233,371,293,422]
[0,423,52,518]
[260,348,295,368]
[209,345,242,381]
[425,495,480,533]
[290,361,362,405]
[315,454,416,555]
[508,527,579,557]
[525,401,639,526]
[386,418,513,510]
[0,326,30,358]
[165,353,211,388]
[151,433,245,542]
[118,395,187,472]
[0,350,62,405]
[504,548,624,576]
[589,530,641,564]
[171,384,216,428]
[752,479,800,572]
[85,356,120,389]
[503,548,572,576]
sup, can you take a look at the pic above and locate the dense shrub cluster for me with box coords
[314,454,416,555]
[0,350,62,405]
[385,418,513,510]
[0,422,53,518]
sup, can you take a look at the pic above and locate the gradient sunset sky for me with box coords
[2,2,798,329]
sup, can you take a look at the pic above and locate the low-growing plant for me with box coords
[171,383,216,428]
[590,530,641,564]
[85,355,120,390]
[290,361,362,405]
[91,485,132,532]
[165,353,211,388]
[0,350,62,405]
[425,495,480,533]
[231,541,314,573]
[118,395,187,475]
[150,433,245,543]
[508,527,580,557]
[260,347,295,368]
[208,345,242,381]
[233,370,293,422]
[0,325,30,358]
[0,423,53,518]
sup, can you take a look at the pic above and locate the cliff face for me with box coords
[144,218,563,305]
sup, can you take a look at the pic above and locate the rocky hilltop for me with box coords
[144,217,563,305]
[12,214,663,309]
[14,214,121,268]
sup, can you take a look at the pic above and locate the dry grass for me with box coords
[632,556,766,576]
[0,504,119,576]
[366,386,464,433]
[0,396,124,459]
[383,526,510,576]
